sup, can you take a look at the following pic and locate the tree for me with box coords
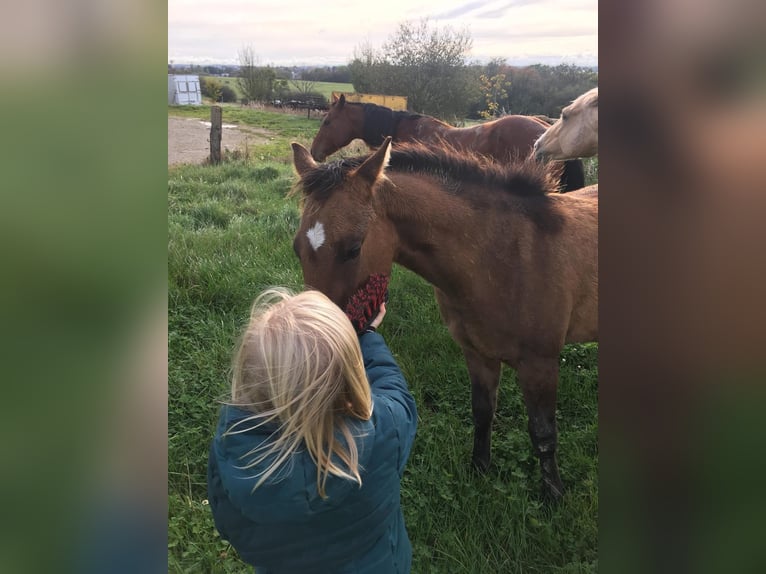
[292,78,317,97]
[479,72,510,119]
[349,40,385,94]
[349,20,473,119]
[237,46,276,102]
[302,66,352,83]
[273,79,290,100]
[503,64,597,116]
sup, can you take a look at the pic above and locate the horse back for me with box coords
[568,184,598,198]
[482,116,547,159]
[435,194,597,361]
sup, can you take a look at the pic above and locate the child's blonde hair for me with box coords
[225,288,372,498]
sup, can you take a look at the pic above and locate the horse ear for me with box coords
[352,136,392,186]
[291,142,317,179]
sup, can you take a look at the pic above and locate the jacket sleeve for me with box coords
[360,331,418,476]
[207,441,231,542]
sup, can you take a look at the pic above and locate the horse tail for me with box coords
[560,159,585,192]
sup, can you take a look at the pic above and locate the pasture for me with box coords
[168,105,598,573]
[199,77,355,101]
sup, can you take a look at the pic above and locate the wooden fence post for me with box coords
[210,105,222,164]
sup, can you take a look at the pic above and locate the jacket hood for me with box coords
[211,405,376,524]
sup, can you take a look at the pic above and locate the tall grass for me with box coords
[168,107,598,573]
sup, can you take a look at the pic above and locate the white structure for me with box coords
[168,75,202,105]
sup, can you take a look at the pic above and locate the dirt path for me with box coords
[168,116,273,165]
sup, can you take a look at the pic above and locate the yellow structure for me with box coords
[332,92,408,111]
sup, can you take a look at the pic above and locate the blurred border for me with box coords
[600,1,766,572]
[0,1,168,572]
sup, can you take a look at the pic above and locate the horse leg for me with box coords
[561,159,585,192]
[517,355,564,499]
[462,346,502,472]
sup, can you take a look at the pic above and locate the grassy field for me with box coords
[168,105,598,573]
[200,77,355,101]
[296,80,355,99]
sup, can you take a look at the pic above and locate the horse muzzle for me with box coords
[310,147,327,162]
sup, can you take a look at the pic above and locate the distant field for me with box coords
[200,76,354,101]
[300,80,354,99]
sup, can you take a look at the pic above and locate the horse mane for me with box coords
[570,87,598,110]
[353,103,424,146]
[298,141,555,202]
[297,156,364,202]
[388,141,555,198]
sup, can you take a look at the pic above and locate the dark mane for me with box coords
[351,102,423,146]
[297,142,562,232]
[299,142,555,202]
[387,142,554,198]
[298,156,364,202]
[388,143,562,233]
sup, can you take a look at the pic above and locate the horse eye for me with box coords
[292,238,300,259]
[561,112,569,121]
[323,119,331,127]
[338,243,361,263]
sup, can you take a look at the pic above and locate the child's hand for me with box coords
[369,302,386,330]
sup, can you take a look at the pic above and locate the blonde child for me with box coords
[208,286,417,573]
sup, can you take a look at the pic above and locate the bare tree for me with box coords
[349,19,473,119]
[237,45,276,102]
[292,78,317,96]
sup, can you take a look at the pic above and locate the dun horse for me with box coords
[310,94,586,192]
[291,137,598,498]
[534,88,598,161]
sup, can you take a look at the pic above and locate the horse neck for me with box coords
[362,105,399,146]
[348,104,367,141]
[379,173,495,295]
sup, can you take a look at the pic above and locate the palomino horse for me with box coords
[291,137,598,498]
[534,88,598,160]
[310,94,586,192]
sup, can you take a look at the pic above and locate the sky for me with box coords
[168,0,597,67]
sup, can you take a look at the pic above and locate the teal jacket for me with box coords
[208,332,418,573]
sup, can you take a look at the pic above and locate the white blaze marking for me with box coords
[306,222,326,251]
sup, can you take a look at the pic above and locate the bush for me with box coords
[279,90,328,108]
[200,76,222,101]
[220,85,237,103]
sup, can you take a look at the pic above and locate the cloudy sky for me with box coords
[168,0,597,67]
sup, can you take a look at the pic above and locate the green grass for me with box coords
[168,108,598,573]
[199,77,354,101]
[296,80,355,99]
[584,157,598,186]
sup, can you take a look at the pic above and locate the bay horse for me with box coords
[291,137,598,498]
[310,94,586,192]
[534,88,598,161]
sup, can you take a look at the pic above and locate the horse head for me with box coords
[310,94,361,162]
[292,137,397,306]
[534,88,598,161]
